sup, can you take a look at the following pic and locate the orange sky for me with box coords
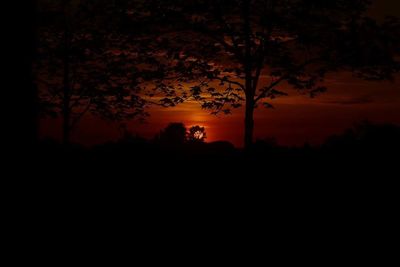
[40,1,400,147]
[41,72,400,147]
[129,72,400,146]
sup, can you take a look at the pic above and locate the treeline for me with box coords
[38,121,400,167]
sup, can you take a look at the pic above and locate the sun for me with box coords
[193,130,205,140]
[188,125,207,142]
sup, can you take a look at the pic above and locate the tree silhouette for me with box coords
[188,126,207,143]
[17,0,39,150]
[30,0,39,148]
[148,0,399,149]
[36,0,159,144]
[156,123,187,146]
[323,121,400,152]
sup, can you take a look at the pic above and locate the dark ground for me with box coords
[33,122,400,179]
[9,122,398,253]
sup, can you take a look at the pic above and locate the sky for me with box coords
[40,0,400,147]
[41,72,400,147]
[369,0,400,19]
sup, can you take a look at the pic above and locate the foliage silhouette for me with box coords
[146,0,400,149]
[33,1,400,159]
[323,121,400,153]
[36,0,178,144]
[156,123,187,146]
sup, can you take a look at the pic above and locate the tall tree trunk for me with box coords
[17,0,38,151]
[243,0,255,150]
[244,89,255,150]
[62,4,71,145]
[30,0,38,147]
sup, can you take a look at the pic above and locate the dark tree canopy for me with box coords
[143,0,400,148]
[35,0,177,143]
[34,0,400,148]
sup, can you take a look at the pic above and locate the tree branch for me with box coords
[211,76,245,91]
[254,76,286,103]
[69,99,91,130]
[253,1,276,92]
[201,29,245,63]
[69,86,91,109]
[252,42,266,91]
[254,57,321,103]
[214,1,244,61]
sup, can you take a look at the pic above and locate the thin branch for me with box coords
[213,84,234,114]
[253,1,276,91]
[214,1,244,60]
[253,42,266,91]
[69,87,91,109]
[254,75,286,103]
[69,100,91,130]
[205,31,245,62]
[211,76,245,91]
[146,99,165,106]
[254,57,321,103]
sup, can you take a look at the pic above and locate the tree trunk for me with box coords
[62,5,71,145]
[244,92,255,150]
[30,0,38,147]
[243,0,255,150]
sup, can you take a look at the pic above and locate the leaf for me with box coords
[190,86,202,95]
[211,92,223,97]
[310,86,327,98]
[160,98,176,107]
[263,102,274,109]
[231,103,242,108]
[269,89,288,98]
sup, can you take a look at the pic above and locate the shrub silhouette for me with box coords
[156,123,187,146]
[323,121,400,152]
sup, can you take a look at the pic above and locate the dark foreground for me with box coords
[11,123,399,237]
[31,122,399,180]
